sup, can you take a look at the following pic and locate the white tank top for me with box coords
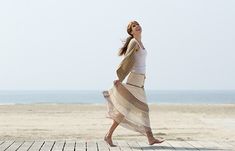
[131,39,147,74]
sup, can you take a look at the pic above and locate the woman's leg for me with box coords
[145,127,165,145]
[104,113,124,147]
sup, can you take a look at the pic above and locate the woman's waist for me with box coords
[131,67,146,75]
[129,71,146,76]
[125,72,146,88]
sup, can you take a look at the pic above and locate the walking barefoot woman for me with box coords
[102,21,164,147]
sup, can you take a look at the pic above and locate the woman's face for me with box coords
[131,22,142,36]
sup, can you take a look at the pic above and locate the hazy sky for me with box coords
[0,0,234,91]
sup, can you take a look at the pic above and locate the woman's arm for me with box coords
[115,39,139,83]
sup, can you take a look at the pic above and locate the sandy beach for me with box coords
[0,103,234,142]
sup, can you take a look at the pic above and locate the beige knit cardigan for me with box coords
[116,39,139,82]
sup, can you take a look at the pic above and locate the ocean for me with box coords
[0,90,235,105]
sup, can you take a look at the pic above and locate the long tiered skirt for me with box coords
[102,72,151,135]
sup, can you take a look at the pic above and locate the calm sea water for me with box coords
[0,90,235,105]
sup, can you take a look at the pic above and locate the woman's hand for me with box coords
[113,79,120,86]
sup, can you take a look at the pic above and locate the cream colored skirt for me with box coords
[102,72,151,135]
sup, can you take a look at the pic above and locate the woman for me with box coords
[102,21,164,147]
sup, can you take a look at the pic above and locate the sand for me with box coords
[0,103,234,141]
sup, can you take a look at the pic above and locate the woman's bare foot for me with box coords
[104,135,117,147]
[148,137,165,145]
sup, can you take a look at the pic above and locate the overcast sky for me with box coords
[0,0,234,91]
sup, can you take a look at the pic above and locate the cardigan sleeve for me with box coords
[116,39,139,82]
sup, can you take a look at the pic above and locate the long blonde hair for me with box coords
[118,21,139,56]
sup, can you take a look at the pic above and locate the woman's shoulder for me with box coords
[129,38,137,45]
[128,38,140,50]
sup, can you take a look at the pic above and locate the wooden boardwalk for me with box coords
[0,140,234,151]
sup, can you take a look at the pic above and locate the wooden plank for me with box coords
[96,140,109,151]
[214,141,235,151]
[5,141,24,151]
[174,141,198,151]
[167,140,187,151]
[159,141,176,151]
[17,141,34,151]
[40,141,55,151]
[138,141,171,151]
[185,140,206,151]
[180,140,235,151]
[51,140,65,151]
[116,140,132,151]
[75,141,86,151]
[28,141,44,151]
[0,141,14,151]
[109,140,121,151]
[137,141,154,151]
[86,141,97,151]
[127,141,142,151]
[197,140,225,150]
[64,140,75,151]
[210,140,234,151]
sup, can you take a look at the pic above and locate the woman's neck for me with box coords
[134,35,141,42]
